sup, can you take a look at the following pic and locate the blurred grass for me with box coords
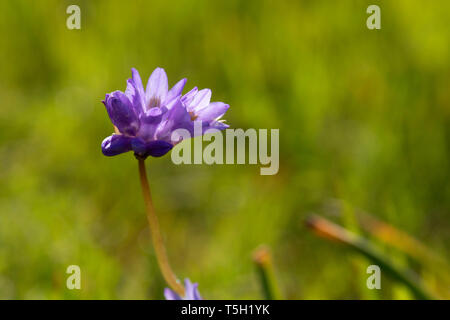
[0,0,449,299]
[305,215,436,299]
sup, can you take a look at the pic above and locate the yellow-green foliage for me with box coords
[0,0,448,299]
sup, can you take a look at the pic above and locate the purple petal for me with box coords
[193,284,202,300]
[184,279,202,300]
[184,279,195,300]
[187,88,211,112]
[165,78,187,105]
[164,278,202,300]
[103,91,140,135]
[137,107,165,141]
[208,121,229,131]
[142,107,164,124]
[131,68,145,94]
[101,135,132,156]
[145,67,168,108]
[155,99,192,142]
[181,87,198,106]
[190,119,228,138]
[164,288,182,300]
[131,138,173,158]
[196,102,229,122]
[125,68,146,115]
[165,99,191,124]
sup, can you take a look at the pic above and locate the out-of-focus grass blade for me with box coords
[305,214,437,300]
[252,245,283,300]
[359,214,450,298]
[325,199,449,273]
[359,213,449,268]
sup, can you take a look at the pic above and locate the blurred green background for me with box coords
[0,0,449,299]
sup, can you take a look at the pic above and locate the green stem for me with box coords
[138,159,185,296]
[253,246,282,300]
[305,215,435,300]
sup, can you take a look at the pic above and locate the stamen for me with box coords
[147,97,161,110]
[189,111,198,121]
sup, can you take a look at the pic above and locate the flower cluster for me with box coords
[101,68,229,159]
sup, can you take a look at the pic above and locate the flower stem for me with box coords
[253,245,282,300]
[138,159,185,296]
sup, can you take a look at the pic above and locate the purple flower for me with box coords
[164,278,202,300]
[182,87,230,133]
[101,67,229,159]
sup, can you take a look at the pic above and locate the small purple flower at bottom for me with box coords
[164,278,202,300]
